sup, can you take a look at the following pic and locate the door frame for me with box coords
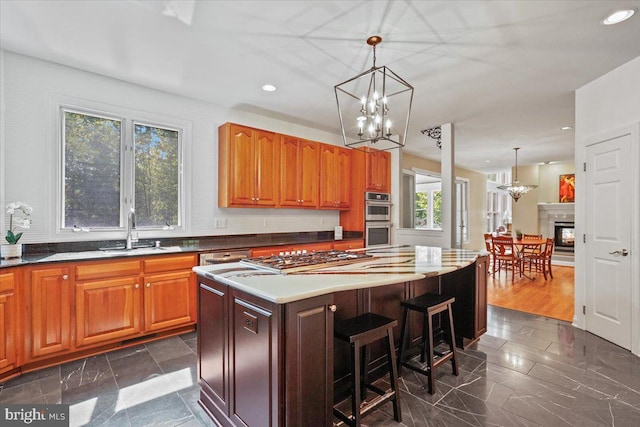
[574,121,640,356]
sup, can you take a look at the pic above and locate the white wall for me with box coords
[0,50,342,244]
[575,55,640,355]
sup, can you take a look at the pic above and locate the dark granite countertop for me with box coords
[0,231,363,268]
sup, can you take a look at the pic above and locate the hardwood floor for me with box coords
[487,261,575,322]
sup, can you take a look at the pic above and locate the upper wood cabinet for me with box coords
[365,149,391,192]
[0,269,18,374]
[279,135,319,208]
[319,144,352,209]
[218,123,279,208]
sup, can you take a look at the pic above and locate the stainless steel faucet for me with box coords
[126,208,138,249]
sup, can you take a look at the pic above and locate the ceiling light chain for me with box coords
[421,126,442,149]
[497,147,538,202]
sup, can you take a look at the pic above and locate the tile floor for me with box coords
[1,306,639,426]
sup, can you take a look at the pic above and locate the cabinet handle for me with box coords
[135,284,139,289]
[146,283,151,288]
[328,304,337,312]
[62,274,68,280]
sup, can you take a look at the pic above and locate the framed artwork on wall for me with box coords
[559,173,575,203]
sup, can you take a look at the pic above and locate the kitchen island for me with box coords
[193,245,488,427]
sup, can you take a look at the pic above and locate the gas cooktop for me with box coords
[240,250,372,273]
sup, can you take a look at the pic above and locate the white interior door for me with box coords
[585,134,632,350]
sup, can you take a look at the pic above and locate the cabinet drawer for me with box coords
[144,254,196,274]
[0,271,16,292]
[75,260,141,281]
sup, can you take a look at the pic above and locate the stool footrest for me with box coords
[334,389,398,424]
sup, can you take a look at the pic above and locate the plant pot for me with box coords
[1,243,22,259]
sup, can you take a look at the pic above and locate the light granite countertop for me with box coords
[193,245,487,303]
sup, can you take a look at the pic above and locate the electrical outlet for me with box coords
[264,219,270,228]
[320,218,324,225]
[215,218,227,228]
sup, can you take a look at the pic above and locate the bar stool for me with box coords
[333,312,402,427]
[397,293,458,395]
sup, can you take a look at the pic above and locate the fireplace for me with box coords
[554,222,575,252]
[538,203,575,265]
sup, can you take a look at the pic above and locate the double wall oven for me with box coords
[365,191,392,247]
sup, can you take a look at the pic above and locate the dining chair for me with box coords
[521,234,543,257]
[491,236,522,281]
[527,238,554,280]
[484,233,496,275]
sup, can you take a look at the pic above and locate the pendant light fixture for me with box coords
[498,147,538,202]
[334,36,414,151]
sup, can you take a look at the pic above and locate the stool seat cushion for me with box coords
[334,312,397,343]
[401,293,455,313]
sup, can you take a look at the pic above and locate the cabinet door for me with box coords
[299,140,319,207]
[144,270,195,332]
[230,293,279,427]
[30,266,72,358]
[319,144,338,208]
[279,135,302,207]
[285,294,333,427]
[336,147,352,208]
[75,277,142,347]
[365,149,391,192]
[198,278,230,416]
[228,124,256,206]
[254,130,279,207]
[280,137,319,208]
[0,270,17,372]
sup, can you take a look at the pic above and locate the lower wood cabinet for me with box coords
[0,269,18,374]
[144,270,195,332]
[75,277,142,347]
[13,254,196,378]
[29,266,72,359]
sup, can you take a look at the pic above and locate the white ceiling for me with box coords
[1,0,639,172]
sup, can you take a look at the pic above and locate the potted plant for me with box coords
[2,201,32,259]
[515,229,523,240]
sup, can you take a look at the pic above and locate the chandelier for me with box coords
[334,36,414,151]
[497,147,538,202]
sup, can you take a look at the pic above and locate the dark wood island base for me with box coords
[196,252,487,426]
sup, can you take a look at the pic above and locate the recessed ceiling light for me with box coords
[484,160,491,163]
[603,9,635,25]
[262,84,277,92]
[561,126,573,131]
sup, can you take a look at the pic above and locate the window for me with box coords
[414,173,442,230]
[62,108,182,230]
[486,171,512,233]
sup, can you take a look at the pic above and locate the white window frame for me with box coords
[56,99,189,238]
